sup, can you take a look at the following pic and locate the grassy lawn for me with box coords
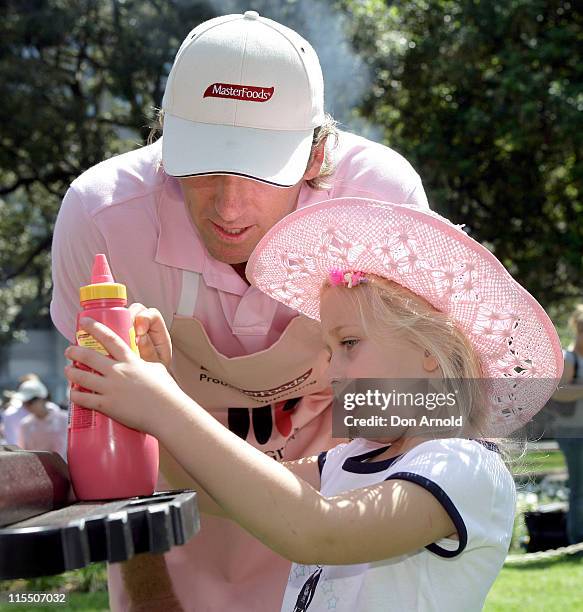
[485,555,583,611]
[0,564,109,611]
[2,557,581,610]
[0,592,109,611]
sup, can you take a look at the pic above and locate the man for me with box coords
[51,11,429,611]
[2,393,29,446]
[2,374,46,447]
[13,378,68,460]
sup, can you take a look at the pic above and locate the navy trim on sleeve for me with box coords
[385,471,468,558]
[317,451,328,476]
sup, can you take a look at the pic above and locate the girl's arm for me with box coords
[130,303,324,509]
[125,303,227,517]
[159,443,322,517]
[65,319,455,566]
[152,398,455,565]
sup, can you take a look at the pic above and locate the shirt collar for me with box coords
[155,175,249,296]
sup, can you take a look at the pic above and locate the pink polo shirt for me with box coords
[50,131,428,354]
[51,130,429,611]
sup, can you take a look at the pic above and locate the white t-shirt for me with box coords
[2,400,30,446]
[18,402,69,460]
[281,438,516,612]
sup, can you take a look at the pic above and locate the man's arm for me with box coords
[328,133,430,211]
[404,179,429,210]
[51,186,108,341]
[120,553,184,612]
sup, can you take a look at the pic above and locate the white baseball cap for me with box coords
[161,11,325,187]
[12,379,48,403]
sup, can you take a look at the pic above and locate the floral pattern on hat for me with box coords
[246,197,563,435]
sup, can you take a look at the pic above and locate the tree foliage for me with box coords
[343,0,582,308]
[0,0,581,346]
[0,0,215,343]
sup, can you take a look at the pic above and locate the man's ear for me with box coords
[303,140,326,181]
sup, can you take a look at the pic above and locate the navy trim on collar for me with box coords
[342,445,403,474]
[385,471,468,558]
[473,439,501,454]
[317,451,327,476]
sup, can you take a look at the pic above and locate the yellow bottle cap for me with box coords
[79,282,127,303]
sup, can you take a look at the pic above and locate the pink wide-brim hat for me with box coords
[246,197,564,436]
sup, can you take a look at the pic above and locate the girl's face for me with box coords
[320,286,440,383]
[320,286,438,382]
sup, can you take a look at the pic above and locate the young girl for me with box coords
[64,197,562,611]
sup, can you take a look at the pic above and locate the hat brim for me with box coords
[162,114,314,187]
[246,197,563,436]
[11,392,32,403]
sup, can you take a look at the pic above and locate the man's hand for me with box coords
[129,303,172,369]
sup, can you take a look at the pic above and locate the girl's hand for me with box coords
[65,318,186,434]
[129,303,172,369]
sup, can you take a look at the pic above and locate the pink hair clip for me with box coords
[329,269,368,289]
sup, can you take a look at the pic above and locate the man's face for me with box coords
[23,399,47,419]
[178,147,324,264]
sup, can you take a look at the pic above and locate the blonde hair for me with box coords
[305,113,339,190]
[321,276,488,436]
[147,108,339,189]
[322,275,529,466]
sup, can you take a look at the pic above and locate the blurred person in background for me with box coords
[0,396,7,444]
[2,373,43,447]
[11,377,68,461]
[552,304,583,544]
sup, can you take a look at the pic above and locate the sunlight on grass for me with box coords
[485,556,583,611]
[513,450,566,475]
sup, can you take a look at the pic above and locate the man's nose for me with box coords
[214,176,246,222]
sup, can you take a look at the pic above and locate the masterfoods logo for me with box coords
[203,82,274,102]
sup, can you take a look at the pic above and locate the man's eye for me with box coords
[340,338,359,349]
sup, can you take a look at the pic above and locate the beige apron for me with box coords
[109,270,335,612]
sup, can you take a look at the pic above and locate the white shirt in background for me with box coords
[2,400,30,446]
[18,402,69,460]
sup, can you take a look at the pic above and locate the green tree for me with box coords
[0,0,360,345]
[343,0,582,307]
[0,0,215,344]
[1,0,581,347]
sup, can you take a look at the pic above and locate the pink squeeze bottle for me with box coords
[67,254,159,500]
